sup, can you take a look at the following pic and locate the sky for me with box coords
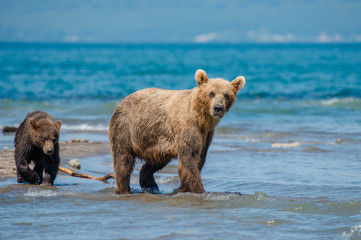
[0,0,361,43]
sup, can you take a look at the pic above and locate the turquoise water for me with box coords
[0,43,361,239]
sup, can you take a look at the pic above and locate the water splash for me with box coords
[24,188,57,197]
[343,224,361,240]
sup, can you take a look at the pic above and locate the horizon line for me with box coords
[1,41,361,45]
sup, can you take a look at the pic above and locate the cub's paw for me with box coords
[27,171,40,184]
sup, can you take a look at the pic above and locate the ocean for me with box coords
[0,43,360,239]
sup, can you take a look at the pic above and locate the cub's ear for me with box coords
[54,120,62,131]
[231,76,246,93]
[30,119,39,129]
[195,69,208,86]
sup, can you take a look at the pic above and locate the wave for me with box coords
[234,96,361,111]
[306,97,361,110]
[320,97,361,106]
[241,88,361,101]
[1,82,361,106]
[61,124,108,131]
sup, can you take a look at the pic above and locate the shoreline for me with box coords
[0,140,111,180]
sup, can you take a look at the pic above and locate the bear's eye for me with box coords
[224,94,230,101]
[42,137,47,142]
[209,91,215,98]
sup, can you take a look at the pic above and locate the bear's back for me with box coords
[120,88,192,120]
[111,88,193,161]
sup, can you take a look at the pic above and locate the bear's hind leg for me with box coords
[113,152,135,194]
[139,162,169,193]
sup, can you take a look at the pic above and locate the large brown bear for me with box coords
[109,69,246,194]
[15,111,62,185]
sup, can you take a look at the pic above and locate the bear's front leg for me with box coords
[113,152,135,194]
[17,166,39,184]
[33,162,44,184]
[177,133,205,193]
[15,150,39,184]
[178,158,205,193]
[177,140,205,193]
[42,154,59,186]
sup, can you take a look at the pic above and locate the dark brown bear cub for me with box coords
[109,69,246,194]
[15,111,62,185]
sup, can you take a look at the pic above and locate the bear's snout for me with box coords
[46,148,54,155]
[43,141,55,155]
[213,104,225,118]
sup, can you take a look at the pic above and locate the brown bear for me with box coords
[15,111,62,185]
[109,69,246,194]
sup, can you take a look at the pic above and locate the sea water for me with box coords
[0,43,360,239]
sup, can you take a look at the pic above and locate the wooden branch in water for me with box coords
[58,166,114,182]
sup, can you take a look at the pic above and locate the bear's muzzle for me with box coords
[213,104,225,118]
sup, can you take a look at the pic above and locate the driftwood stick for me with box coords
[58,166,114,182]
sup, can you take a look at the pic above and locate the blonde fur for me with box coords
[109,69,246,194]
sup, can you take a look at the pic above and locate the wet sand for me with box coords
[0,140,111,179]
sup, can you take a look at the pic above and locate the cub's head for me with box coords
[195,69,246,119]
[30,118,62,155]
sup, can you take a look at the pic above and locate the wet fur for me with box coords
[109,70,245,194]
[14,111,61,185]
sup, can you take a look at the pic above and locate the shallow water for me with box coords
[0,142,360,240]
[1,43,361,239]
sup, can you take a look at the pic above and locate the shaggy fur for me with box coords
[109,69,246,194]
[14,111,61,185]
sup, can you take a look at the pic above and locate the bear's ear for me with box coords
[231,76,246,93]
[54,120,62,131]
[30,119,39,130]
[195,69,208,86]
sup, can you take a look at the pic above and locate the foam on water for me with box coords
[24,188,58,197]
[343,224,361,240]
[156,176,179,184]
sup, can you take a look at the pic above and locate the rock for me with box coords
[66,139,89,143]
[69,159,81,169]
[2,126,18,133]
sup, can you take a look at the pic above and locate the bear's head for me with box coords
[195,69,246,119]
[30,118,62,155]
